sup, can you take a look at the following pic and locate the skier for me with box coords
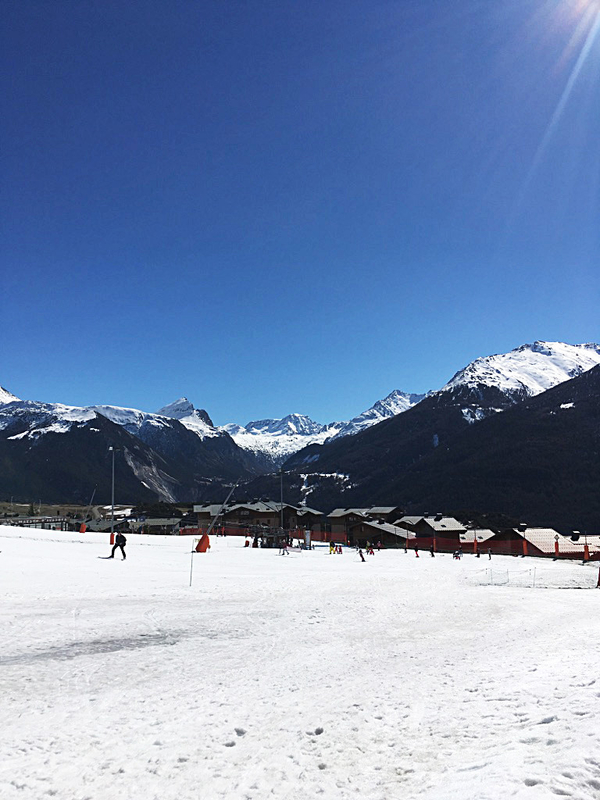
[358,549,366,562]
[429,544,435,557]
[415,547,419,558]
[109,531,127,560]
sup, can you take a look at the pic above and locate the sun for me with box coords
[571,0,600,20]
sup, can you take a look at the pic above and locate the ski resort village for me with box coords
[2,341,600,799]
[6,0,600,796]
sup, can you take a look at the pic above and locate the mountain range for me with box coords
[1,341,599,527]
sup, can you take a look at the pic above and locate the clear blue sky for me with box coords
[2,0,599,425]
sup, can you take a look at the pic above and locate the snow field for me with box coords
[1,526,600,800]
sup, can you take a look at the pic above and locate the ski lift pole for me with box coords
[189,479,240,588]
[205,479,240,538]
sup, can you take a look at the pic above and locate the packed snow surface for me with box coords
[2,527,600,800]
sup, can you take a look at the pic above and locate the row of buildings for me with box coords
[189,502,600,560]
[20,500,590,561]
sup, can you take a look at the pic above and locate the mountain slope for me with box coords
[223,392,425,466]
[373,364,600,531]
[0,396,260,503]
[331,390,427,438]
[241,341,600,514]
[0,386,20,405]
[440,341,600,411]
[241,364,600,529]
[0,405,182,504]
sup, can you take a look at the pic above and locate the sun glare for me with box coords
[507,0,600,220]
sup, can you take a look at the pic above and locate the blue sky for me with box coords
[2,0,599,425]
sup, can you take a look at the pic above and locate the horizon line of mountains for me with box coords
[1,340,600,533]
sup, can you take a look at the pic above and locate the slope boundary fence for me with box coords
[464,566,599,590]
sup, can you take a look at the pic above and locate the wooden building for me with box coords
[327,507,402,541]
[347,519,415,548]
[396,515,466,552]
[193,501,324,534]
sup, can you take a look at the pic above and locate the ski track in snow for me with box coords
[1,527,600,800]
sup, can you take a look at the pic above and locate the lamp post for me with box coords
[280,468,284,531]
[108,446,116,535]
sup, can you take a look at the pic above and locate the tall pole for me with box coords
[109,447,115,534]
[280,469,284,530]
[191,479,240,588]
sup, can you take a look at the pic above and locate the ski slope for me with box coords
[1,526,600,800]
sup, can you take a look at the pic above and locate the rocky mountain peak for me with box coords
[0,386,20,405]
[157,398,214,427]
[245,414,324,436]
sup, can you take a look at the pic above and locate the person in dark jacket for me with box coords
[109,532,127,560]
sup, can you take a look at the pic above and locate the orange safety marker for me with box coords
[195,533,210,553]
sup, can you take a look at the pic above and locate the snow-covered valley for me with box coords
[2,526,600,800]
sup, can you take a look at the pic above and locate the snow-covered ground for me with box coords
[2,526,600,800]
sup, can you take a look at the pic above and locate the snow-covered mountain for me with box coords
[0,386,20,405]
[442,341,600,396]
[156,397,216,437]
[0,400,96,440]
[245,414,324,437]
[222,415,338,464]
[332,390,427,438]
[89,397,219,441]
[440,341,600,422]
[0,391,263,503]
[3,340,599,503]
[221,392,426,465]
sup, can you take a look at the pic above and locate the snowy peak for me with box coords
[90,399,219,442]
[441,341,600,401]
[90,404,169,432]
[0,386,20,405]
[156,397,214,427]
[371,389,427,416]
[245,414,324,436]
[333,390,427,437]
[224,393,425,465]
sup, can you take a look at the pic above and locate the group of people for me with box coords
[357,541,382,561]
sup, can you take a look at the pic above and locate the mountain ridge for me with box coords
[1,340,599,512]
